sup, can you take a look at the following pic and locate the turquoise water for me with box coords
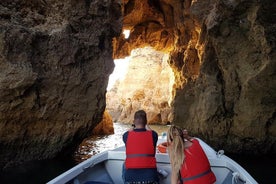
[0,123,274,184]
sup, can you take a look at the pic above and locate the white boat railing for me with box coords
[47,137,258,184]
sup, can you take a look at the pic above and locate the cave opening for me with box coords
[106,46,174,125]
[107,57,130,91]
[107,0,182,125]
[123,29,131,39]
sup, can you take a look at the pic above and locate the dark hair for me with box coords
[134,110,147,125]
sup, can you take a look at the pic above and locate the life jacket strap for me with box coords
[126,153,155,158]
[181,169,212,182]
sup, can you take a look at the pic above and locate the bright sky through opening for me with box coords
[123,29,130,39]
[107,57,130,90]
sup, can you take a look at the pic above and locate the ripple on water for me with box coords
[74,123,170,162]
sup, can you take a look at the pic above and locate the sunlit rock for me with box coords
[92,111,114,135]
[0,0,275,170]
[107,47,174,124]
[113,0,276,154]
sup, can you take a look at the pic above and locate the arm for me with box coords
[152,131,158,149]
[122,131,128,144]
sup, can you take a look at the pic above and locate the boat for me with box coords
[47,136,258,184]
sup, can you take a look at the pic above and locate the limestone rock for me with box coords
[92,111,114,135]
[0,0,122,169]
[0,0,275,171]
[172,0,276,154]
[113,0,276,154]
[107,47,174,124]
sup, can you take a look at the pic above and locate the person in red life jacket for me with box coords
[122,110,159,184]
[167,125,216,184]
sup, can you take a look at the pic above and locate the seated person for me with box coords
[122,110,159,184]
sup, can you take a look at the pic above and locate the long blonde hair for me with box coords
[167,125,185,173]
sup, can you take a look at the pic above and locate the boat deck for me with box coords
[47,138,257,184]
[71,150,247,184]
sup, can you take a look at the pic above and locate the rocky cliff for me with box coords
[0,0,275,170]
[172,0,276,154]
[107,47,174,124]
[0,0,121,169]
[113,0,276,154]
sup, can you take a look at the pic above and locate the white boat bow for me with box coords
[47,137,258,184]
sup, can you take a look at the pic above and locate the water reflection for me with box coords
[74,123,276,183]
[0,123,273,184]
[75,123,170,162]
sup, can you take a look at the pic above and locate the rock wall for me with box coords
[172,0,276,154]
[0,0,121,169]
[92,110,114,135]
[107,47,174,124]
[113,0,276,154]
[0,0,275,170]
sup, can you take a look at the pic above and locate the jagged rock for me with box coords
[92,111,114,135]
[113,0,276,154]
[0,0,275,170]
[107,47,174,124]
[0,0,122,169]
[172,0,276,154]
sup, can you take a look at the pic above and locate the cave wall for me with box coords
[107,47,173,124]
[172,0,276,154]
[114,0,275,154]
[0,0,121,169]
[0,0,275,170]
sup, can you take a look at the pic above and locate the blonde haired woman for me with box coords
[167,125,216,184]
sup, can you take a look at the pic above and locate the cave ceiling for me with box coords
[113,0,176,58]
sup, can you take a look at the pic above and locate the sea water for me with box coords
[0,122,275,184]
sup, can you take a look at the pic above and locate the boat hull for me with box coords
[47,138,258,184]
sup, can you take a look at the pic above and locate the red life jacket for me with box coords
[180,139,216,184]
[125,130,157,169]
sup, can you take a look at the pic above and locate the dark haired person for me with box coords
[122,110,159,184]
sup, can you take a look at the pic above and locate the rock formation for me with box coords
[106,47,174,124]
[0,0,275,170]
[92,110,114,135]
[113,0,276,154]
[0,0,121,169]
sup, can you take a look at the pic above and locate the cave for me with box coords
[106,46,174,124]
[0,0,275,170]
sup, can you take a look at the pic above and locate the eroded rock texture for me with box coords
[113,0,275,154]
[0,0,275,170]
[107,47,174,124]
[0,0,121,169]
[92,110,114,135]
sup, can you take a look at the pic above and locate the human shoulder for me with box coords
[123,131,130,141]
[151,130,158,143]
[151,130,158,136]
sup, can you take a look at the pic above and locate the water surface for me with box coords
[0,122,274,184]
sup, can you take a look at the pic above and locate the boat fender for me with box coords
[216,150,224,158]
[157,142,168,153]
